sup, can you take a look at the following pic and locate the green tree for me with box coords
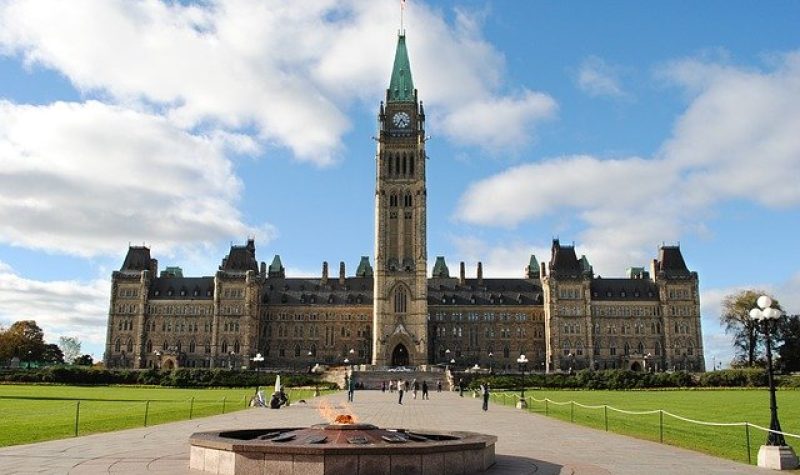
[778,315,800,372]
[720,290,782,367]
[41,344,65,365]
[73,354,94,366]
[58,336,82,364]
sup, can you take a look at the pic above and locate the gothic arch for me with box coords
[391,282,411,313]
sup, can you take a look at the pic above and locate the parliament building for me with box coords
[105,33,705,374]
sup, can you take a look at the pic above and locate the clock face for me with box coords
[392,111,411,128]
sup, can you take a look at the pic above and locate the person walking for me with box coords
[397,379,405,405]
[422,380,429,400]
[458,378,464,397]
[347,375,355,402]
[437,380,442,392]
[481,382,490,411]
[381,380,386,393]
[413,380,419,399]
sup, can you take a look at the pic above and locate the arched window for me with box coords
[221,340,228,354]
[294,344,301,357]
[503,346,510,358]
[687,341,694,356]
[404,193,412,207]
[394,154,401,175]
[402,153,407,175]
[233,340,240,354]
[576,340,584,356]
[655,341,662,356]
[146,340,152,353]
[409,154,414,176]
[126,338,133,352]
[205,340,211,354]
[562,340,570,356]
[189,340,196,353]
[114,338,121,352]
[176,340,182,353]
[637,341,644,354]
[394,286,408,313]
[624,342,631,356]
[310,344,317,357]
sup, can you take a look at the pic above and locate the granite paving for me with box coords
[0,390,769,474]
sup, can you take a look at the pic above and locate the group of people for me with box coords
[251,386,289,409]
[383,378,436,404]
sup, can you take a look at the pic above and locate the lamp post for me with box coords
[516,354,529,409]
[229,351,235,370]
[251,353,264,372]
[349,348,356,371]
[644,353,651,373]
[488,351,494,375]
[750,295,798,470]
[567,353,574,375]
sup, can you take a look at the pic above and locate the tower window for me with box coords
[394,286,408,313]
[404,193,412,207]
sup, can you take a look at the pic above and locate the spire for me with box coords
[388,34,415,102]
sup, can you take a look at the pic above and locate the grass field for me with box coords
[492,388,800,465]
[0,384,331,447]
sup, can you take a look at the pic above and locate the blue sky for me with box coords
[1,0,799,366]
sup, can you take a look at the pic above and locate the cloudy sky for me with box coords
[1,0,799,366]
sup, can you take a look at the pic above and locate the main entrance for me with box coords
[391,344,409,367]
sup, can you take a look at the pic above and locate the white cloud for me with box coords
[0,263,109,347]
[440,91,557,151]
[0,0,555,163]
[577,56,626,98]
[457,52,800,276]
[0,100,272,256]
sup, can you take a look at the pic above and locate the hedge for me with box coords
[466,368,798,391]
[0,366,337,389]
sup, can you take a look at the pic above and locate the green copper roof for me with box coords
[268,255,285,278]
[355,256,373,277]
[432,256,450,278]
[526,255,540,278]
[579,255,593,275]
[388,34,415,102]
[161,266,183,278]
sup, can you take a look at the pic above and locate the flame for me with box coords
[317,399,359,424]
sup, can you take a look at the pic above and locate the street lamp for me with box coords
[644,353,651,373]
[749,295,798,470]
[488,351,494,375]
[251,353,264,371]
[229,351,235,370]
[567,353,574,375]
[516,354,529,409]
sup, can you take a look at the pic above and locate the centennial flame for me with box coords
[317,399,359,424]
[334,414,355,425]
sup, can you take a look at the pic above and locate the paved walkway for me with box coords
[0,390,769,474]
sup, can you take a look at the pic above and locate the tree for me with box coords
[0,320,46,362]
[41,344,65,365]
[58,336,82,364]
[73,354,94,366]
[720,290,782,367]
[777,315,800,372]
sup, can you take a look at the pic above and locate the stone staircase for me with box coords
[348,368,451,391]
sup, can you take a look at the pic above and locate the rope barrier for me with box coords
[494,391,800,439]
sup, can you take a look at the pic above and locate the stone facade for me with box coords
[104,33,704,373]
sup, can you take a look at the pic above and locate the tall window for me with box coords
[189,340,196,353]
[394,286,408,313]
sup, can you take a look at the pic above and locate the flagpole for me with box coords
[400,0,405,34]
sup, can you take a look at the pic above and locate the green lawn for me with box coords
[491,388,800,465]
[0,384,331,447]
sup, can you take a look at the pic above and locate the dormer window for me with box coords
[620,291,626,298]
[167,288,174,297]
[441,296,447,304]
[154,290,160,296]
[606,291,612,297]
[470,296,476,304]
[180,289,186,296]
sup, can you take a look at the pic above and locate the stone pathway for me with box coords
[0,390,768,474]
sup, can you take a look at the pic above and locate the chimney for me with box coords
[459,262,466,285]
[260,262,267,278]
[321,261,329,285]
[540,262,546,278]
[477,262,483,285]
[339,261,346,285]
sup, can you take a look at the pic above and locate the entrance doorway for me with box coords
[391,344,409,367]
[630,362,642,372]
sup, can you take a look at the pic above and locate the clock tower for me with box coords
[373,33,429,366]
